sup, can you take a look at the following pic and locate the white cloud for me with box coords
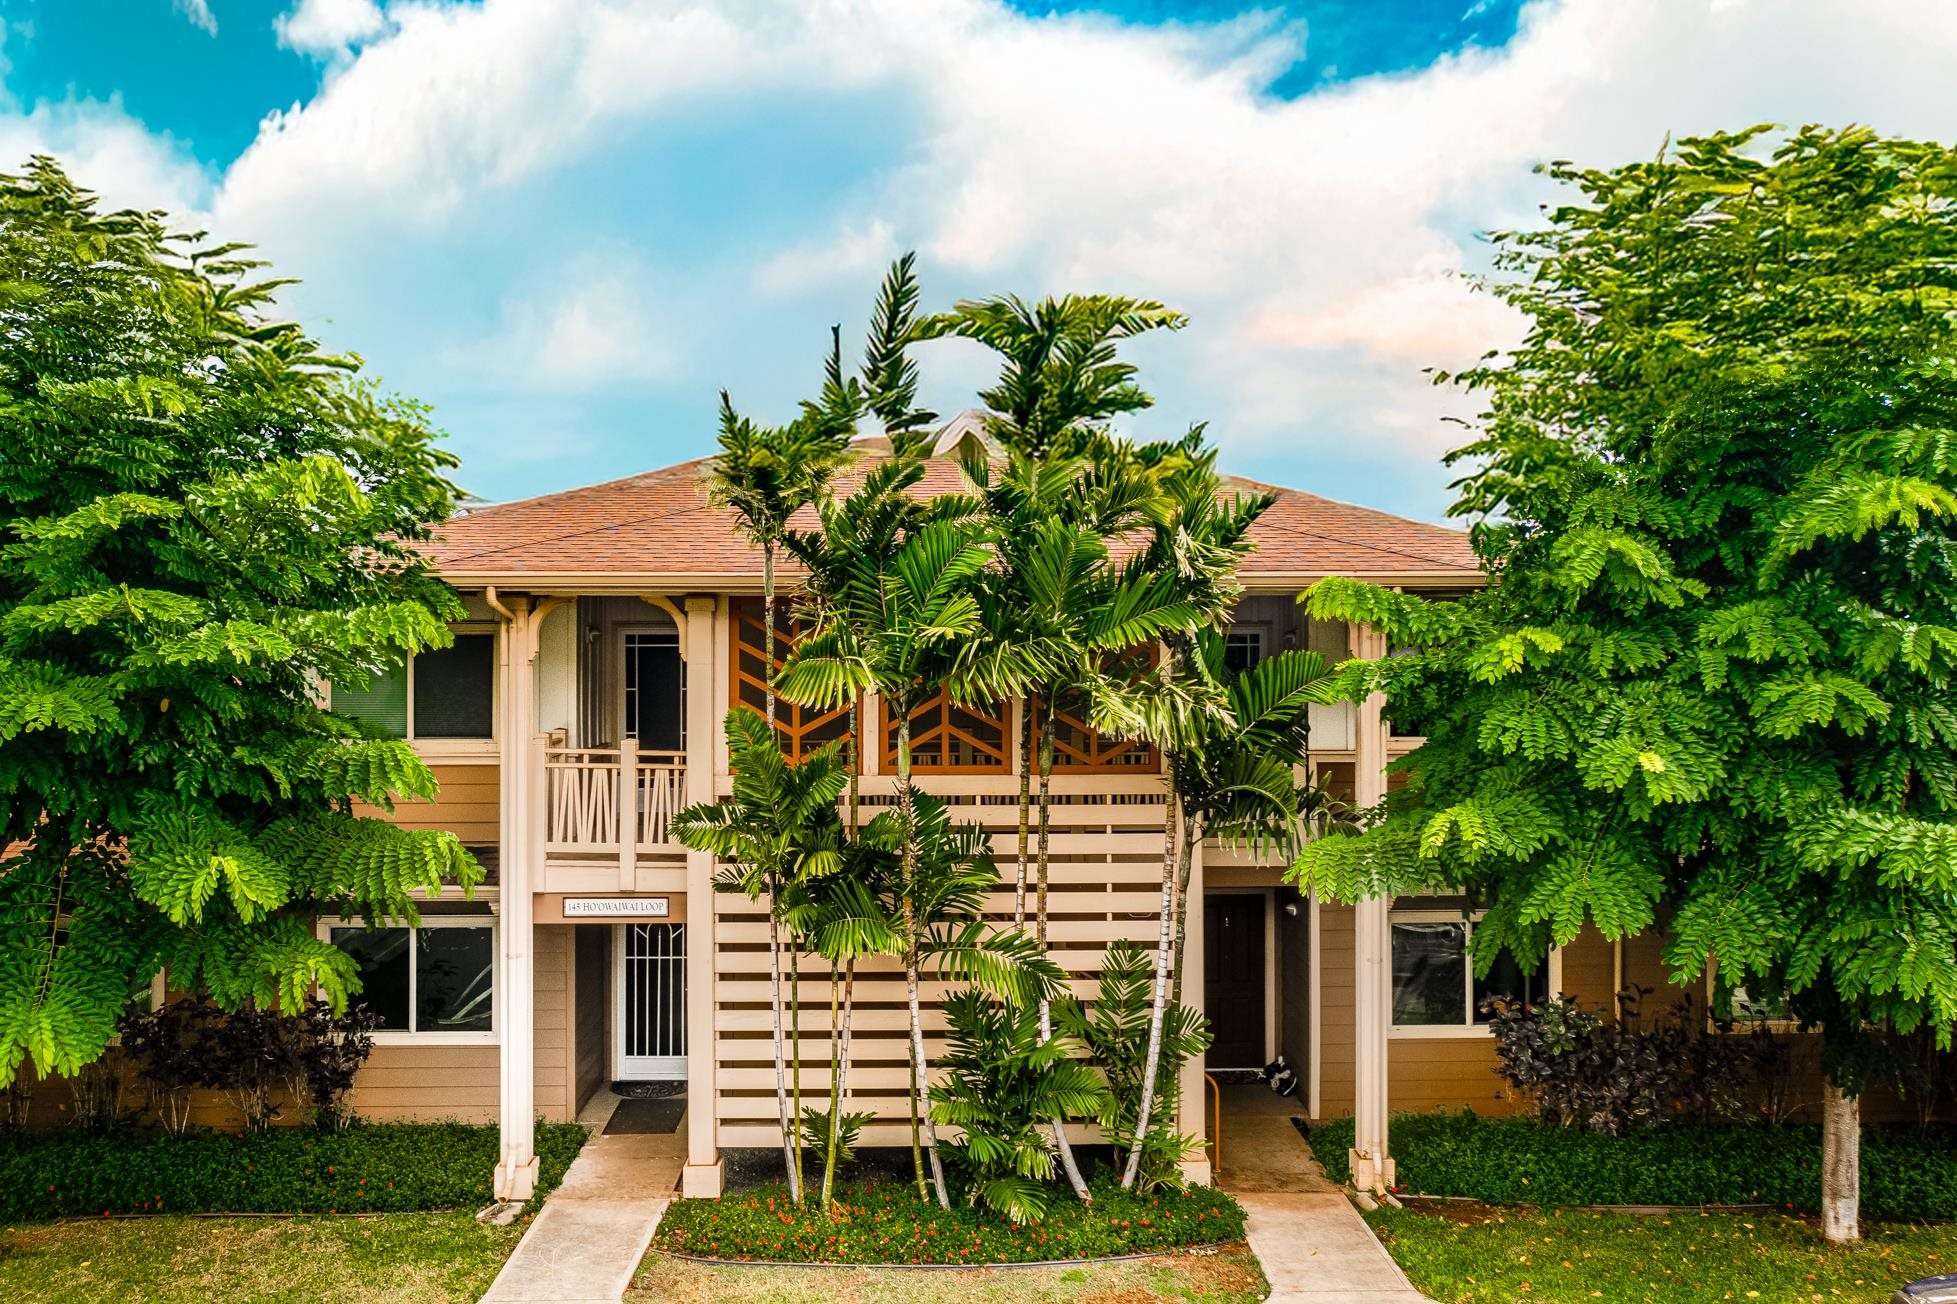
[755,219,899,296]
[0,95,208,218]
[449,253,680,391]
[173,0,218,37]
[42,0,1957,516]
[275,0,390,60]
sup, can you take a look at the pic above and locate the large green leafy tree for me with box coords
[0,159,479,1086]
[1293,127,1957,1241]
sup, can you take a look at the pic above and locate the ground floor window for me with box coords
[325,918,496,1042]
[1389,910,1552,1034]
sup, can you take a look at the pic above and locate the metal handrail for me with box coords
[1204,1072,1222,1175]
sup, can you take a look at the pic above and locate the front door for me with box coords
[619,629,684,753]
[1205,893,1267,1069]
[615,922,687,1080]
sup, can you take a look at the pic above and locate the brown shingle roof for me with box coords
[422,445,1478,585]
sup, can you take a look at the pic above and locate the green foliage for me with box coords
[1309,1111,1957,1219]
[653,1178,1245,1262]
[674,709,851,901]
[798,1105,875,1176]
[931,991,1111,1225]
[0,1120,585,1219]
[1292,128,1957,1084]
[0,159,479,1088]
[1065,941,1210,1192]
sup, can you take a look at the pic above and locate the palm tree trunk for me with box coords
[896,702,950,1209]
[822,967,842,1208]
[1123,782,1180,1191]
[1170,814,1201,1009]
[1013,696,1032,927]
[1036,696,1056,939]
[767,905,801,1203]
[1822,1078,1861,1242]
[761,539,801,1201]
[823,958,857,1208]
[1030,695,1089,1202]
[790,946,805,1199]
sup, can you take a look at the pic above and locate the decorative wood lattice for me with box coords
[880,689,1009,774]
[1035,692,1159,773]
[728,597,854,761]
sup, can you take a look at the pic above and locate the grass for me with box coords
[630,1244,1269,1302]
[0,1209,524,1304]
[1367,1201,1957,1303]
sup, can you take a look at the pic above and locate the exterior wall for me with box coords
[1318,903,1356,1117]
[358,761,500,846]
[710,774,1173,1148]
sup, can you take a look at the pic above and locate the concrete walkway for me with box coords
[479,1092,685,1304]
[1212,1086,1431,1303]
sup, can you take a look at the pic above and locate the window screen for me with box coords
[417,926,494,1032]
[412,634,495,738]
[332,926,412,1029]
[334,662,408,737]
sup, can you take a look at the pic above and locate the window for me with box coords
[1390,910,1553,1034]
[1224,628,1265,678]
[327,919,495,1041]
[1708,967,1798,1031]
[333,631,496,742]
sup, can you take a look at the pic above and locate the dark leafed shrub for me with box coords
[654,1177,1245,1264]
[117,998,381,1133]
[1482,989,1769,1133]
[1307,1111,1957,1220]
[0,1119,586,1220]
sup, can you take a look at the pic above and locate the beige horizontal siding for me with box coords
[357,762,499,845]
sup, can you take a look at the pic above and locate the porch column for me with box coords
[494,599,540,1201]
[1349,621,1394,1194]
[681,594,724,1197]
[1176,839,1211,1185]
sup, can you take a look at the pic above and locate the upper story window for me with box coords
[325,917,495,1043]
[1390,908,1553,1035]
[1224,627,1265,677]
[333,630,496,741]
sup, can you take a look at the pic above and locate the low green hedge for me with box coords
[1309,1112,1957,1220]
[654,1179,1246,1264]
[0,1120,586,1220]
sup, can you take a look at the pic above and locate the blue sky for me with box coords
[0,0,1948,522]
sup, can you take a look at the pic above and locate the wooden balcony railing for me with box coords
[541,740,686,886]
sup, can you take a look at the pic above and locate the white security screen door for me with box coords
[615,922,687,1080]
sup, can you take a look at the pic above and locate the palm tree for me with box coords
[705,254,932,1203]
[1093,431,1276,1192]
[776,438,999,1207]
[669,709,849,1202]
[855,791,1063,1207]
[793,851,900,1208]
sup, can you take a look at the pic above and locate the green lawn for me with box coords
[1368,1202,1957,1303]
[630,1245,1268,1303]
[0,1210,524,1304]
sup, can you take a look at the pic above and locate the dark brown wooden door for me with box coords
[1204,893,1266,1068]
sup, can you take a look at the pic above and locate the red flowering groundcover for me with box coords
[654,1179,1246,1265]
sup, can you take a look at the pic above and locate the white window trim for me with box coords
[319,915,499,1046]
[1226,623,1272,671]
[329,624,500,759]
[1388,908,1562,1039]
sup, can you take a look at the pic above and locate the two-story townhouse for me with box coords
[323,416,1801,1202]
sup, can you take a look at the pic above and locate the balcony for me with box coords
[538,739,688,891]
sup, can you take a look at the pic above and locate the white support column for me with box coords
[617,735,639,891]
[494,599,540,1202]
[1349,621,1394,1195]
[1177,838,1211,1186]
[681,595,724,1198]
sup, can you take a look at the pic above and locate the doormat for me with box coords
[611,1080,686,1100]
[607,1095,685,1134]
